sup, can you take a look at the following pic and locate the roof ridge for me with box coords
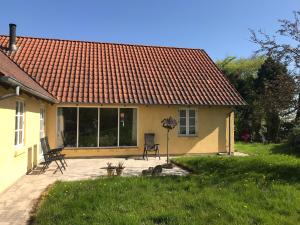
[0,34,204,51]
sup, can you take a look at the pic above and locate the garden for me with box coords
[30,142,300,225]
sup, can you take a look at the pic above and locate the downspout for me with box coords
[227,110,234,155]
[0,85,20,101]
[0,76,57,103]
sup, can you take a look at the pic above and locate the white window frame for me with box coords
[40,107,46,138]
[15,101,25,147]
[178,108,197,136]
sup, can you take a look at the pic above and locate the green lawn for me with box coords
[31,143,300,225]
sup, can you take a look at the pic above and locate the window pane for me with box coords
[179,110,186,118]
[119,108,137,146]
[180,126,186,135]
[19,102,24,114]
[15,116,18,130]
[15,102,19,115]
[189,117,195,127]
[180,118,186,126]
[79,108,98,147]
[189,110,195,118]
[14,131,18,145]
[19,116,23,130]
[189,126,196,135]
[19,131,23,144]
[57,108,77,147]
[99,108,118,146]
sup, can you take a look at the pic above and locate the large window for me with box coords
[119,108,137,146]
[15,101,24,146]
[79,108,98,147]
[99,108,118,147]
[57,107,77,147]
[57,107,137,148]
[179,109,197,136]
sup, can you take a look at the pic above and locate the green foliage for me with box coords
[32,143,300,225]
[256,57,296,142]
[216,56,265,141]
[217,56,296,143]
[288,123,300,148]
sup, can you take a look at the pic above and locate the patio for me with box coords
[0,157,188,225]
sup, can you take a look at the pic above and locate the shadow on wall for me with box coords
[27,145,38,173]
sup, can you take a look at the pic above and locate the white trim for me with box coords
[76,106,79,147]
[117,108,120,147]
[97,108,100,147]
[39,107,46,160]
[178,108,197,136]
[14,100,25,147]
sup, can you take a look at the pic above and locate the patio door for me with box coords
[39,107,45,161]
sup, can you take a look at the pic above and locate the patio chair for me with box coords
[143,133,160,160]
[44,136,67,167]
[40,138,65,174]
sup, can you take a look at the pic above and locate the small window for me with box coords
[179,109,197,136]
[15,101,25,146]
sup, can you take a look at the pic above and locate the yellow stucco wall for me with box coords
[0,87,47,193]
[46,104,234,157]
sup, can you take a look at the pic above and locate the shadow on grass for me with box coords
[174,156,300,185]
[270,143,300,158]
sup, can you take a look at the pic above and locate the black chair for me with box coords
[40,137,66,174]
[143,133,160,160]
[44,136,67,167]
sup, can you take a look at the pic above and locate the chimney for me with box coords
[9,23,17,52]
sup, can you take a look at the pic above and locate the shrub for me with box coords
[288,123,300,148]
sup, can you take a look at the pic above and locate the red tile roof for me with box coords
[0,35,246,105]
[0,50,57,102]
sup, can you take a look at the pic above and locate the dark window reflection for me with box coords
[79,108,98,147]
[99,108,118,146]
[119,108,137,146]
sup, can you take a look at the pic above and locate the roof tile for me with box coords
[0,35,246,105]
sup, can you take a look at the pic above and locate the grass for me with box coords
[31,143,300,225]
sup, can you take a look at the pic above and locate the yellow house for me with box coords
[0,24,245,193]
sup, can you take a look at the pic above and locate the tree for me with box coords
[216,56,265,141]
[256,57,296,142]
[250,11,300,121]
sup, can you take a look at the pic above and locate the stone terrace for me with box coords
[0,157,188,225]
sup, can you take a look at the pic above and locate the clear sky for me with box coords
[0,0,299,60]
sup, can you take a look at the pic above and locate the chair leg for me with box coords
[54,160,63,174]
[63,158,68,167]
[40,163,47,174]
[158,149,160,160]
[146,150,148,161]
[59,159,66,170]
[143,150,146,160]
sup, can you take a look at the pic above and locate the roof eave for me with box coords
[0,76,58,103]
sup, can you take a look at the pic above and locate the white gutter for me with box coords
[0,76,57,103]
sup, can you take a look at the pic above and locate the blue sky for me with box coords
[0,0,299,60]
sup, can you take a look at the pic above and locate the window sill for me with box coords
[14,149,26,157]
[178,134,198,137]
[63,146,139,150]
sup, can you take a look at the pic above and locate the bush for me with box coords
[288,123,300,147]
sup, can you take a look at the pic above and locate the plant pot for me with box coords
[161,163,174,169]
[107,168,115,176]
[116,168,124,176]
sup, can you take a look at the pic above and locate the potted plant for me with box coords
[116,162,125,176]
[106,162,115,176]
